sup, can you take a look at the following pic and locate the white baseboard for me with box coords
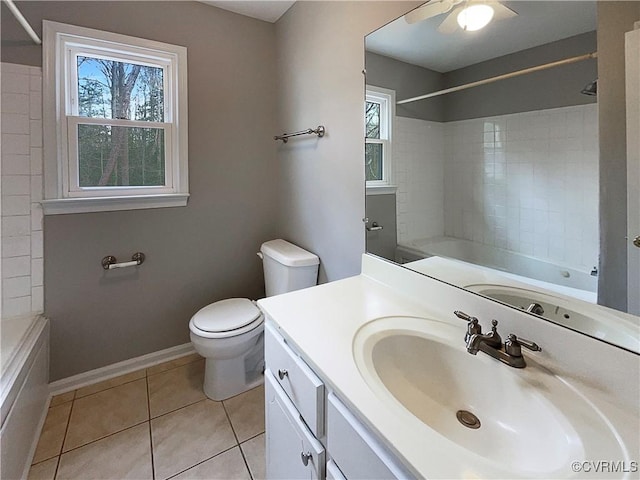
[49,343,196,395]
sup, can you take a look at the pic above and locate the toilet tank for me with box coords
[260,239,319,297]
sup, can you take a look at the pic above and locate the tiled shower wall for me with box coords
[393,117,445,245]
[393,103,599,272]
[1,63,44,317]
[443,104,599,271]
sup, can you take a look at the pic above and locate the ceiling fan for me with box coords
[405,0,518,33]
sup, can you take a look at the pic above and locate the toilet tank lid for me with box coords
[191,298,261,333]
[260,239,319,267]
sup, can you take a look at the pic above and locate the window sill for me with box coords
[42,194,190,215]
[366,185,397,196]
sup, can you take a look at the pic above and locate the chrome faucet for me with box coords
[526,302,545,315]
[454,311,541,368]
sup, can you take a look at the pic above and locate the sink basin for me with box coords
[353,316,627,477]
[465,284,640,353]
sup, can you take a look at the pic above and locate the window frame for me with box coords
[42,21,189,214]
[365,85,395,190]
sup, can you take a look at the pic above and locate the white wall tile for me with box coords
[31,203,43,231]
[2,154,30,175]
[31,286,44,313]
[2,256,31,279]
[2,236,30,258]
[30,75,42,92]
[1,113,29,134]
[2,216,31,237]
[2,64,44,315]
[1,72,30,94]
[29,91,42,120]
[30,147,43,175]
[29,120,43,147]
[1,93,29,114]
[1,175,31,195]
[31,258,43,286]
[31,231,43,259]
[2,296,31,317]
[442,104,598,270]
[3,276,31,298]
[2,133,30,155]
[1,63,30,74]
[2,195,31,216]
[30,175,43,202]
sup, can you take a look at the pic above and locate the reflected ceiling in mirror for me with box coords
[364,1,640,354]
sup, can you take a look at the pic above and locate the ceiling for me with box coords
[365,1,597,73]
[200,1,295,23]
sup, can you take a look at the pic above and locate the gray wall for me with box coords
[597,2,640,311]
[274,1,420,283]
[364,32,597,123]
[365,52,444,122]
[365,194,397,260]
[443,31,597,121]
[2,2,280,380]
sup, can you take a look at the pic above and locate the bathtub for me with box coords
[1,314,50,479]
[396,236,597,296]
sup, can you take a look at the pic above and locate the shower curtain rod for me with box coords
[396,52,597,105]
[2,0,41,45]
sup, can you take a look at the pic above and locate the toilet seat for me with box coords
[189,298,264,339]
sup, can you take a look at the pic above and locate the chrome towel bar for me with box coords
[274,125,325,143]
[102,252,145,270]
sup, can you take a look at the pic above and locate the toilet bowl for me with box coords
[189,298,264,400]
[189,239,319,401]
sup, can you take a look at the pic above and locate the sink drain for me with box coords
[456,410,481,429]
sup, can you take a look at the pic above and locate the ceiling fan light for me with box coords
[457,4,494,31]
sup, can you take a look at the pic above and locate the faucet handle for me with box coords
[505,334,541,356]
[454,310,476,322]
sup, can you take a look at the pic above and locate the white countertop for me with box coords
[258,255,639,479]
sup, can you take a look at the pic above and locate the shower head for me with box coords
[581,79,597,96]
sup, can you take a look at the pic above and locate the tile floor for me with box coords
[28,354,265,480]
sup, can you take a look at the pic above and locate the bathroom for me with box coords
[1,1,638,479]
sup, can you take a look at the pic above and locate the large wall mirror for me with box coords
[364,1,640,353]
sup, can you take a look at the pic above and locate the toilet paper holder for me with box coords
[102,252,145,270]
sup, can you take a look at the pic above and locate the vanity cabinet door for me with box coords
[265,322,324,436]
[265,371,325,480]
[327,393,414,480]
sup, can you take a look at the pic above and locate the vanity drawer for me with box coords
[327,393,413,480]
[265,322,324,436]
[265,371,325,480]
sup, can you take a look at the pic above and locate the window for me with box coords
[365,86,394,188]
[42,21,188,214]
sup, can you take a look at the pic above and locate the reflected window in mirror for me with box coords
[365,86,395,187]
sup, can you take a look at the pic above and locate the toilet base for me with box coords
[200,332,265,401]
[203,357,264,400]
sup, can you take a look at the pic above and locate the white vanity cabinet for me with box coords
[265,321,414,480]
[265,372,325,479]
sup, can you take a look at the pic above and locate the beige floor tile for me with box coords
[63,379,148,451]
[27,457,58,480]
[151,400,236,480]
[241,433,265,480]
[148,360,206,418]
[224,385,265,442]
[75,369,146,398]
[171,447,251,480]
[32,402,72,463]
[57,424,152,480]
[147,353,202,376]
[49,391,74,407]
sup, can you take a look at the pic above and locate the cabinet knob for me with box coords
[278,369,288,380]
[300,451,312,466]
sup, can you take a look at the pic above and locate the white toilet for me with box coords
[189,239,319,400]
